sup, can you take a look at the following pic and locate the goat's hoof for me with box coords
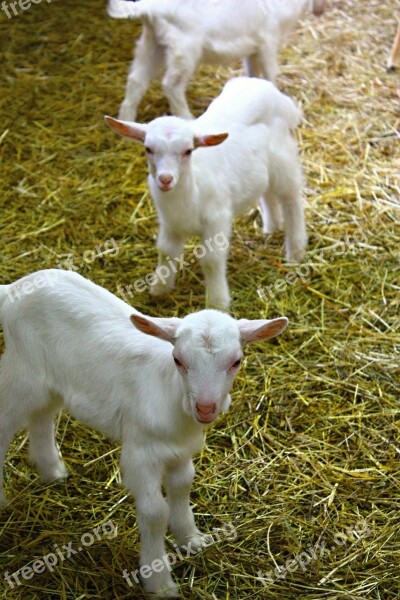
[286,250,306,263]
[153,586,180,598]
[285,241,307,263]
[175,530,213,552]
[149,282,172,297]
[39,461,68,483]
[262,219,284,235]
[145,579,180,598]
[188,532,214,552]
[207,298,230,312]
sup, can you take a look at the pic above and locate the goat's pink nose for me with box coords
[196,402,216,416]
[159,174,173,185]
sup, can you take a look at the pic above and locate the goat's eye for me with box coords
[232,358,242,368]
[184,148,193,156]
[145,147,153,154]
[174,357,183,367]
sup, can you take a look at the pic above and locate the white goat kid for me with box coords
[105,77,306,310]
[107,0,327,120]
[0,269,288,598]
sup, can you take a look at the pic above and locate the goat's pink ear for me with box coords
[130,315,179,343]
[238,317,288,344]
[104,115,146,143]
[193,133,229,148]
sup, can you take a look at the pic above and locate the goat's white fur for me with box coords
[0,269,288,598]
[105,77,307,309]
[107,0,327,120]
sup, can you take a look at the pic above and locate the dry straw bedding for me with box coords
[0,0,399,598]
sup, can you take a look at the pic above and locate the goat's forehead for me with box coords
[175,311,241,354]
[146,118,193,149]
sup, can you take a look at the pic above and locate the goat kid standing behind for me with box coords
[106,77,307,310]
[107,0,327,120]
[0,269,288,598]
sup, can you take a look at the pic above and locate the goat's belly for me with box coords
[64,393,123,442]
[202,39,258,65]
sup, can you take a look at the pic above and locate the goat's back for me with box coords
[196,77,302,132]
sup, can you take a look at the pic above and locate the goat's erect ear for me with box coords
[130,315,179,344]
[193,133,229,148]
[104,115,147,143]
[238,317,288,344]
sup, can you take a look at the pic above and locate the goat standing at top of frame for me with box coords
[106,77,307,310]
[107,0,327,120]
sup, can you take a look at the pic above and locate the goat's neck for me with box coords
[175,164,199,202]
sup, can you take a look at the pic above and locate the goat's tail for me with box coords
[107,0,151,19]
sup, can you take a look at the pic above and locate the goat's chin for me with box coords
[158,182,174,192]
[195,413,218,425]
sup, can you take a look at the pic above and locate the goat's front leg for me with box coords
[166,459,210,552]
[199,227,231,310]
[121,448,179,598]
[150,229,185,297]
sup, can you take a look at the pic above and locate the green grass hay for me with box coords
[0,0,399,598]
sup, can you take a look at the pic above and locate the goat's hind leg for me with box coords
[281,192,307,262]
[28,394,67,484]
[162,45,199,119]
[0,373,62,505]
[0,372,30,505]
[259,192,284,234]
[243,54,261,77]
[0,365,67,506]
[119,26,164,121]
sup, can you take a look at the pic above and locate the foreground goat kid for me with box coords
[0,270,288,598]
[106,77,306,309]
[108,0,327,120]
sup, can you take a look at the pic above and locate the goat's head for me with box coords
[105,115,228,193]
[130,309,288,425]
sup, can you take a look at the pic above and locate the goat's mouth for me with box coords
[158,181,174,192]
[196,413,218,424]
[195,402,218,424]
